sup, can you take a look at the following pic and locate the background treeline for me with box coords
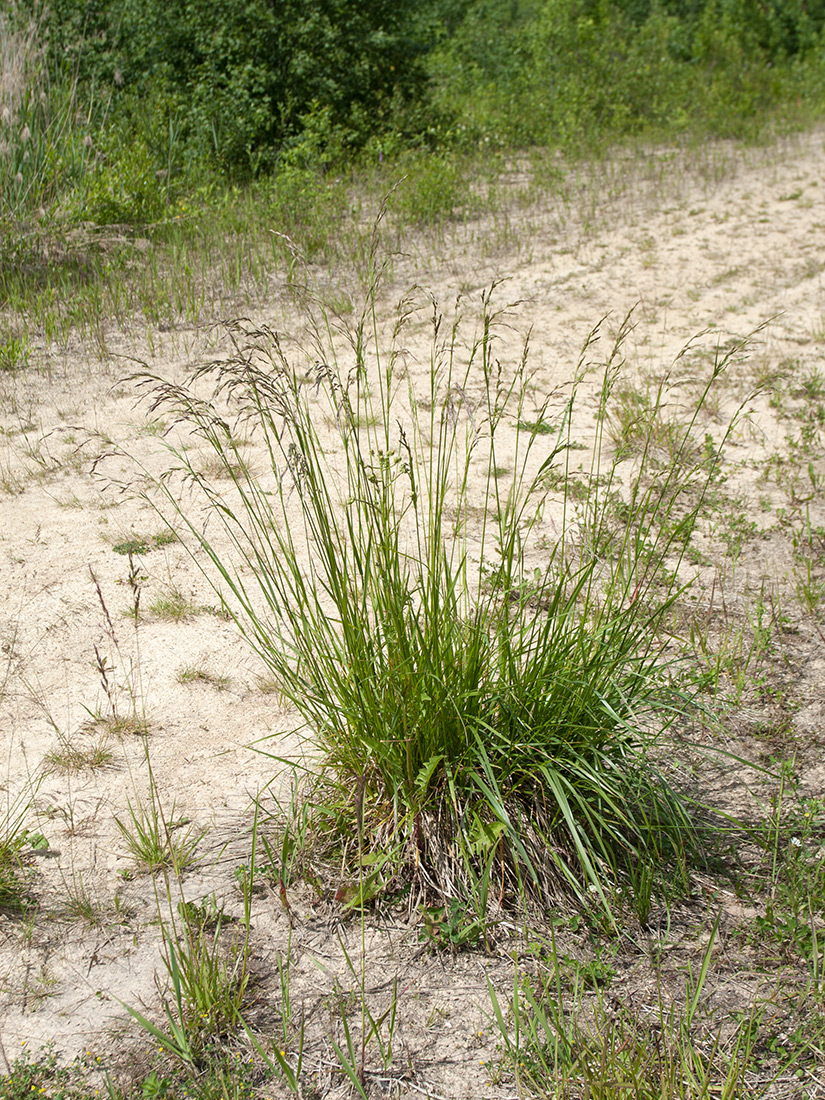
[3,0,825,225]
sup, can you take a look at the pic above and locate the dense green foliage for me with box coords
[41,0,444,175]
[431,0,825,148]
[2,0,825,227]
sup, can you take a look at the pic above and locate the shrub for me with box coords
[77,133,170,225]
[429,0,825,151]
[43,0,441,176]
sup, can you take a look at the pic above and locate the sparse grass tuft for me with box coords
[114,795,203,875]
[176,664,231,691]
[105,714,149,738]
[83,708,148,739]
[255,674,286,700]
[44,737,115,773]
[58,871,115,927]
[112,530,177,556]
[149,589,200,621]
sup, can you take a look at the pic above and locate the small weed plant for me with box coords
[134,274,742,921]
[121,820,260,1076]
[0,1046,104,1100]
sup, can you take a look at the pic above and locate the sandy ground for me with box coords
[1,129,825,1096]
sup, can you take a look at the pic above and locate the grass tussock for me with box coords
[132,270,743,924]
